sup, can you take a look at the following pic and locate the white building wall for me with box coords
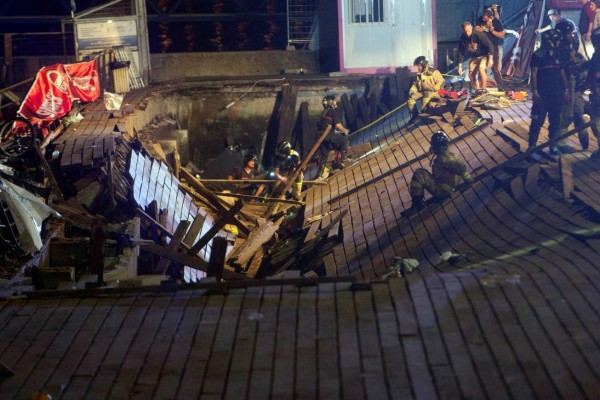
[340,0,436,72]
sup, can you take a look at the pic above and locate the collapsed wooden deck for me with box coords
[303,97,600,280]
[2,90,600,398]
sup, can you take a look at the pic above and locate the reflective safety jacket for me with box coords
[432,149,472,195]
[410,68,445,95]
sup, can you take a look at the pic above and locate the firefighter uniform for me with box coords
[407,68,445,113]
[409,149,472,200]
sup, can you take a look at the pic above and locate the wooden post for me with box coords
[213,191,305,205]
[207,236,227,280]
[89,218,106,286]
[179,167,250,236]
[188,200,244,255]
[157,220,191,274]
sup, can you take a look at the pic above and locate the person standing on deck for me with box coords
[528,29,570,155]
[457,21,494,96]
[482,8,506,91]
[580,0,597,59]
[586,28,600,157]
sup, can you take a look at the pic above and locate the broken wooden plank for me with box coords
[453,97,468,119]
[503,121,530,142]
[179,167,250,236]
[51,203,100,230]
[229,218,282,266]
[188,201,244,255]
[213,192,305,205]
[197,178,326,186]
[510,176,525,199]
[183,214,206,247]
[157,220,191,273]
[442,112,454,125]
[560,156,574,198]
[89,218,106,286]
[245,247,264,278]
[525,163,540,190]
[494,124,528,152]
[341,93,356,129]
[300,102,312,156]
[141,243,209,273]
[459,115,475,130]
[207,236,228,280]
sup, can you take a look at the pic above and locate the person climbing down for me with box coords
[270,140,304,201]
[317,95,352,177]
[407,131,472,213]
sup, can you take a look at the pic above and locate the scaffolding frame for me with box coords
[287,0,318,48]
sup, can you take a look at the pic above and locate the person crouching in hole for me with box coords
[227,153,266,201]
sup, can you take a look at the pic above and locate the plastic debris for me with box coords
[383,256,419,279]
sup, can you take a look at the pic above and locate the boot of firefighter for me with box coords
[291,181,303,201]
[317,163,330,180]
[334,152,347,169]
[408,107,420,123]
[406,195,425,215]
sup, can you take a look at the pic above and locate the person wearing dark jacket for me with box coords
[227,153,266,198]
[587,28,600,157]
[482,8,506,90]
[457,21,494,95]
[528,29,569,155]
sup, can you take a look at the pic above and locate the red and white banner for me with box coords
[18,63,73,124]
[65,59,100,103]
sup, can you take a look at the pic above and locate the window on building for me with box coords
[350,0,384,23]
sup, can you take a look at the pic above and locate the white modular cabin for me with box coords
[338,0,437,73]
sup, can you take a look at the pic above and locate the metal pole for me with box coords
[135,0,151,84]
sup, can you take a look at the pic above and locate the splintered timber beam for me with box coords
[139,237,247,281]
[198,178,327,186]
[179,167,250,236]
[188,200,244,255]
[207,236,227,280]
[265,123,334,218]
[213,191,305,205]
[157,220,191,274]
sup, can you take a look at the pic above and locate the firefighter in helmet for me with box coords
[407,56,445,120]
[270,140,304,200]
[318,95,351,172]
[407,131,472,212]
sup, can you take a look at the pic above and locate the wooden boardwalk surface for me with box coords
[1,263,600,399]
[3,89,600,398]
